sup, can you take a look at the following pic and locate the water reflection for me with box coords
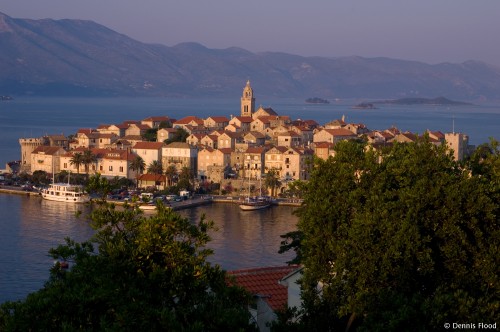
[178,203,298,270]
[0,196,298,303]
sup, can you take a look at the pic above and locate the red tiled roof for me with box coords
[133,142,164,149]
[138,174,166,181]
[207,116,230,123]
[227,265,300,311]
[323,128,357,137]
[174,116,204,125]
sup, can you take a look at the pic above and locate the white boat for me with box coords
[41,183,90,203]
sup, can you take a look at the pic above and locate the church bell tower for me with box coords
[240,80,255,117]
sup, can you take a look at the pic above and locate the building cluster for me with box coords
[19,81,471,191]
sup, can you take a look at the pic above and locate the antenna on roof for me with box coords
[452,115,455,134]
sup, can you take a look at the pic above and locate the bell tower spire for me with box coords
[240,80,255,117]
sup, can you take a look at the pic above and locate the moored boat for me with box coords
[239,196,271,211]
[41,183,90,203]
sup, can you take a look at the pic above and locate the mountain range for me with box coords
[1,11,500,101]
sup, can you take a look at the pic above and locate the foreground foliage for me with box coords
[0,203,256,331]
[275,138,499,331]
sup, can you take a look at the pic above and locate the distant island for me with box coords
[351,102,377,110]
[374,97,472,106]
[0,95,13,101]
[306,97,330,104]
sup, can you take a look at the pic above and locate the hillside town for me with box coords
[16,81,471,195]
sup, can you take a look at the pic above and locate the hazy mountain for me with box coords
[1,12,500,101]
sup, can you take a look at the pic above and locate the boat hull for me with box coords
[41,183,90,203]
[239,202,271,211]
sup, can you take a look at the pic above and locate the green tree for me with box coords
[165,127,189,144]
[165,165,177,187]
[82,149,97,177]
[147,160,163,175]
[276,139,499,331]
[69,152,84,175]
[264,168,281,197]
[130,156,146,188]
[178,166,194,191]
[0,203,256,331]
[142,128,158,142]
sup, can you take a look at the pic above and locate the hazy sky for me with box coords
[2,0,500,66]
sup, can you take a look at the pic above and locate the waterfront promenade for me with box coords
[0,186,302,209]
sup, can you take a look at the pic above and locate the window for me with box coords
[119,166,124,172]
[109,166,113,171]
[100,165,103,171]
[63,163,67,168]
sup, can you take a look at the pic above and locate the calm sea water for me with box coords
[0,194,298,303]
[0,97,499,303]
[0,97,499,166]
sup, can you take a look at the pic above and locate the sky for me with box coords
[2,0,500,67]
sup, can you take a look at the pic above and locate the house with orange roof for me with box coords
[141,116,174,129]
[30,146,67,174]
[314,141,335,160]
[125,123,151,137]
[243,131,266,146]
[277,131,302,147]
[227,265,301,332]
[173,116,205,131]
[313,128,358,144]
[324,117,347,129]
[290,125,314,145]
[200,134,218,149]
[137,173,167,190]
[132,142,164,170]
[252,106,278,119]
[345,123,370,135]
[162,142,198,175]
[391,131,418,143]
[243,146,269,179]
[197,147,232,182]
[228,116,253,132]
[157,128,177,143]
[218,131,242,149]
[204,116,230,130]
[186,133,205,146]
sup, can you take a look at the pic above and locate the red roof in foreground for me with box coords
[227,265,300,311]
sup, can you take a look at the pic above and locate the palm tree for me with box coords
[82,149,97,177]
[165,165,177,187]
[178,166,193,191]
[69,152,84,175]
[264,168,281,197]
[129,156,146,188]
[147,160,163,175]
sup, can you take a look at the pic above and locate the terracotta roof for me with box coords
[256,107,278,116]
[323,128,357,137]
[314,142,335,148]
[77,128,95,135]
[278,131,300,137]
[227,265,300,311]
[138,174,166,181]
[174,116,204,125]
[218,148,233,154]
[32,146,65,155]
[206,116,230,123]
[245,146,268,154]
[133,142,164,149]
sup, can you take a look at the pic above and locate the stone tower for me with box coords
[240,80,255,117]
[19,137,46,172]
